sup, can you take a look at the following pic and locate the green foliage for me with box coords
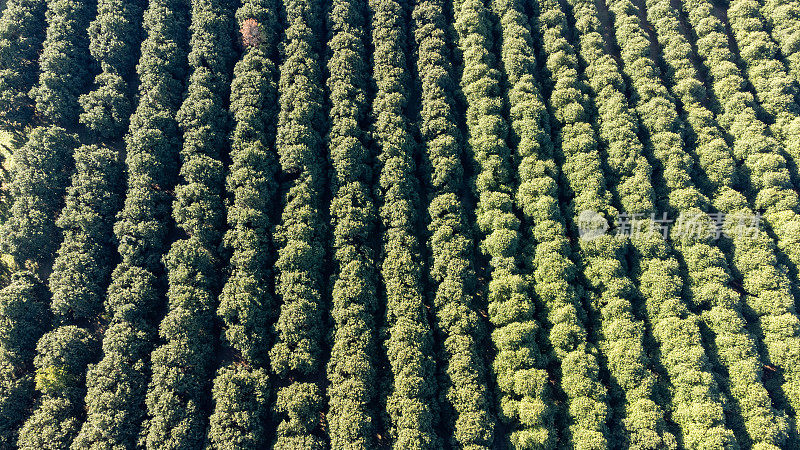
[75,0,191,447]
[1,17,96,425]
[1,126,77,269]
[0,272,49,446]
[16,396,80,450]
[49,144,124,323]
[760,0,800,83]
[268,0,327,446]
[723,0,800,188]
[218,0,278,375]
[681,0,800,438]
[144,0,235,447]
[529,1,613,447]
[0,0,46,133]
[208,1,279,448]
[112,0,189,271]
[616,0,792,447]
[0,350,35,447]
[273,382,325,450]
[374,0,443,446]
[325,0,380,445]
[567,0,767,446]
[41,140,125,447]
[19,325,97,448]
[0,0,798,447]
[72,275,158,449]
[413,0,498,446]
[455,0,570,447]
[0,272,49,357]
[34,365,71,396]
[79,0,145,139]
[30,0,96,127]
[207,366,271,449]
[31,325,96,399]
[145,239,218,449]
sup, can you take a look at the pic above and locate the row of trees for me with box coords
[373,0,442,446]
[642,0,799,446]
[759,0,800,84]
[1,0,91,274]
[0,126,75,271]
[143,0,236,447]
[680,0,800,438]
[0,127,77,446]
[453,0,558,446]
[51,0,142,326]
[555,0,678,447]
[3,0,800,447]
[528,0,616,446]
[74,0,191,446]
[206,0,280,447]
[268,0,328,445]
[723,0,800,195]
[411,0,496,446]
[39,1,145,440]
[487,0,564,446]
[0,10,81,437]
[325,0,380,444]
[0,273,49,446]
[27,140,124,446]
[1,0,97,445]
[595,0,789,446]
[0,0,45,136]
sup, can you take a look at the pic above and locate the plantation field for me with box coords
[0,0,799,448]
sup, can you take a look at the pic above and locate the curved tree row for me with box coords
[527,0,616,446]
[143,0,235,447]
[73,0,191,446]
[759,0,800,83]
[29,0,94,129]
[719,0,800,191]
[1,0,92,274]
[0,126,76,276]
[43,8,144,441]
[487,0,573,446]
[325,0,380,445]
[642,0,799,446]
[5,0,96,445]
[411,0,495,446]
[371,0,441,447]
[0,0,46,135]
[50,0,142,326]
[0,126,77,446]
[453,0,572,447]
[680,0,800,436]
[34,141,125,446]
[268,0,328,445]
[0,272,50,446]
[452,0,569,446]
[79,0,143,141]
[206,0,279,447]
[599,0,740,447]
[589,0,788,445]
[550,0,683,447]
